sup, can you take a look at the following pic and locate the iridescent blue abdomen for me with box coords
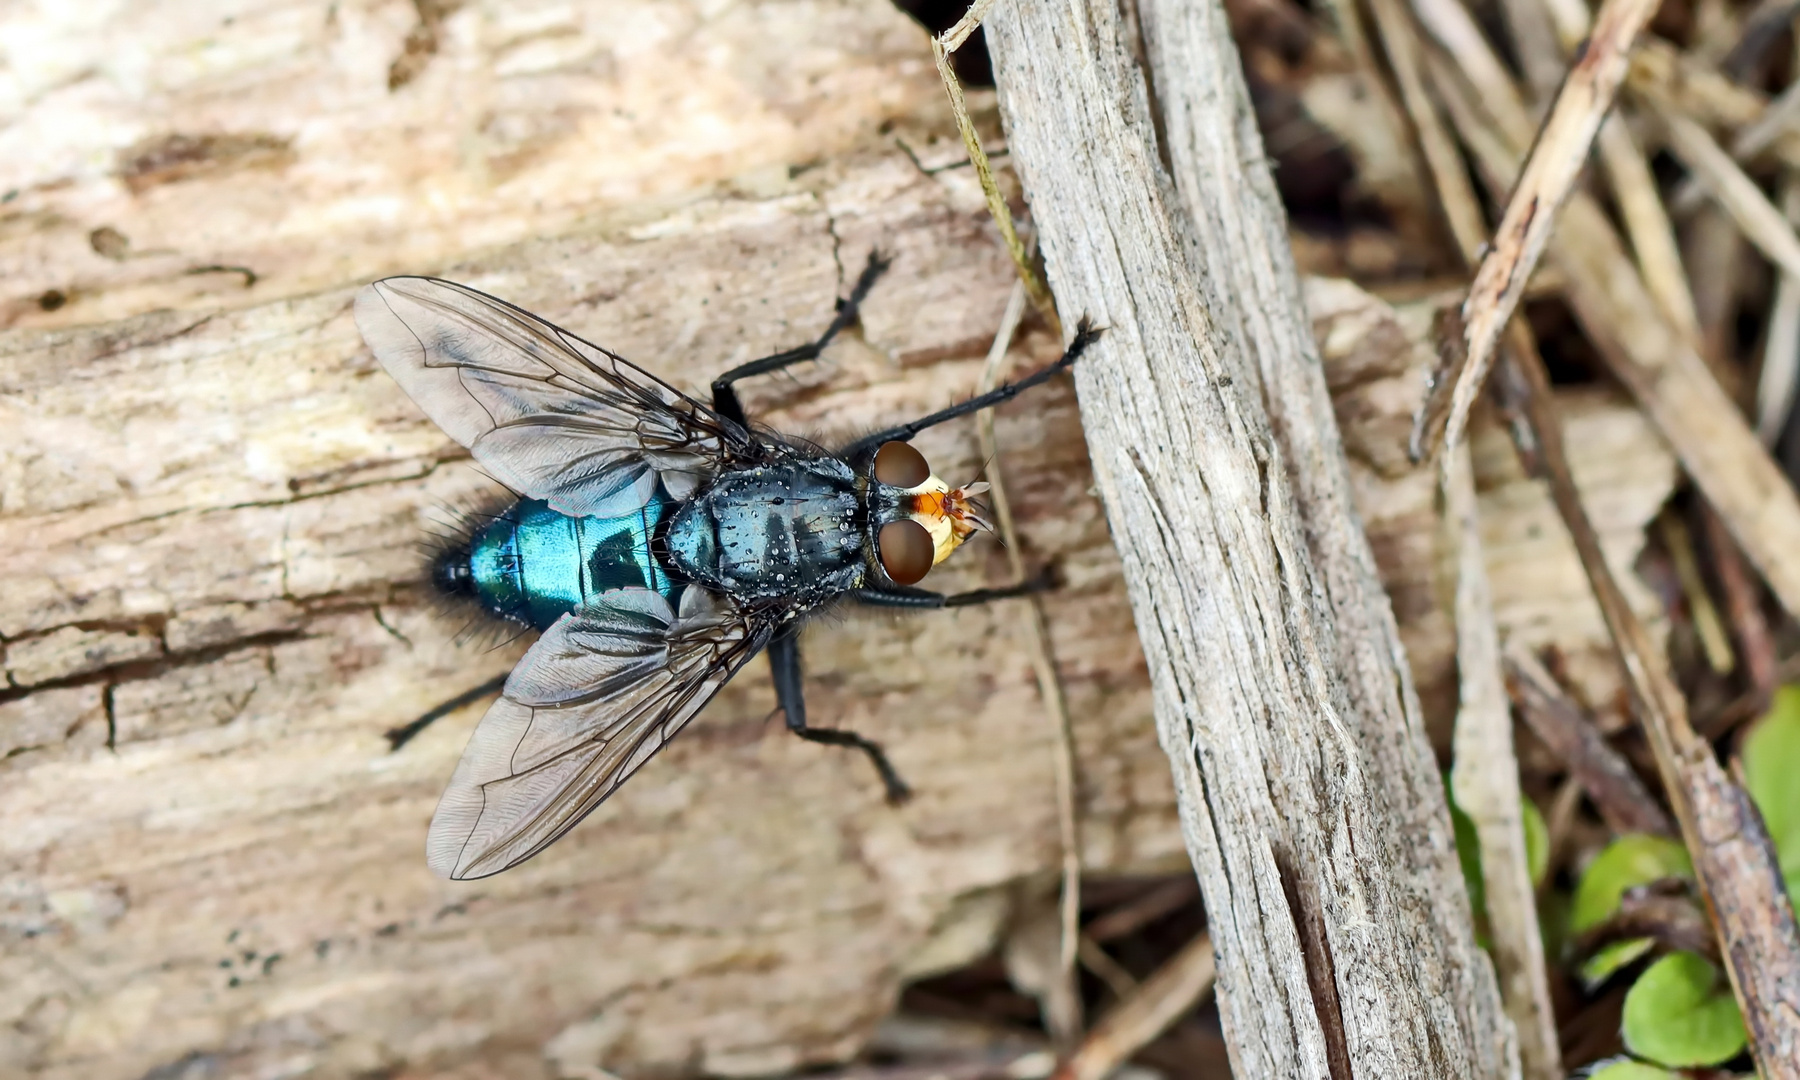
[463,496,675,631]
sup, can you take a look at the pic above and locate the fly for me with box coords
[354,254,1100,879]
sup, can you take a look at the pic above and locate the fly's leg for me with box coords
[386,672,509,751]
[852,565,1058,610]
[710,251,892,426]
[840,318,1103,461]
[767,630,911,803]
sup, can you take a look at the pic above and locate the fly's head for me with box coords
[864,440,992,586]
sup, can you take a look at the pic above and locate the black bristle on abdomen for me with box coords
[429,543,476,598]
[418,491,524,643]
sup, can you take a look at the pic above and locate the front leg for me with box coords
[853,565,1058,610]
[767,630,911,803]
[710,251,891,427]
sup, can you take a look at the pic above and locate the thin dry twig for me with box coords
[1409,0,1661,465]
[1424,25,1800,630]
[1660,513,1737,676]
[1353,7,1558,1069]
[1760,179,1800,444]
[1498,335,1800,1078]
[1596,117,1703,347]
[1083,878,1200,944]
[1702,506,1779,700]
[1075,937,1139,1001]
[977,281,1082,1046]
[930,19,1057,330]
[1503,644,1676,836]
[1446,445,1562,1080]
[1049,934,1216,1080]
[1650,100,1800,284]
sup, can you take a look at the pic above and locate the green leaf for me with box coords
[1446,776,1551,927]
[1448,782,1485,924]
[1522,795,1549,887]
[1571,835,1693,933]
[1577,937,1653,988]
[1621,951,1747,1067]
[1585,1060,1683,1080]
[1743,684,1800,897]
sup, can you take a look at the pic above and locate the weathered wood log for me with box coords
[0,3,1677,1077]
[979,4,1670,1075]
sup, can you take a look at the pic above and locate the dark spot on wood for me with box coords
[118,132,295,193]
[186,264,258,288]
[37,289,66,312]
[90,226,130,261]
[1276,848,1352,1080]
[388,0,464,91]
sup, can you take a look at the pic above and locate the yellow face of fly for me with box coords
[898,474,993,565]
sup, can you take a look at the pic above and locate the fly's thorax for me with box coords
[664,459,867,600]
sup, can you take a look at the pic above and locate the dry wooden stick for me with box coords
[1702,507,1779,700]
[1735,79,1800,159]
[1076,936,1140,1001]
[1497,341,1800,1079]
[929,9,1056,329]
[1408,0,1661,464]
[1424,35,1800,628]
[1595,118,1703,347]
[1368,0,1487,256]
[1082,878,1199,944]
[1049,933,1216,1080]
[1495,0,1566,100]
[1408,0,1536,145]
[1650,101,1800,283]
[1137,0,1520,1072]
[1660,514,1736,676]
[977,280,1083,1046]
[985,0,1513,1073]
[1360,11,1561,1070]
[1503,644,1675,836]
[1631,39,1773,130]
[1447,445,1563,1080]
[1760,178,1800,443]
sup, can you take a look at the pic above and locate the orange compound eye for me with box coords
[878,519,935,584]
[873,440,930,488]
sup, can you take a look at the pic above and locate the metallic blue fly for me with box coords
[355,255,1099,879]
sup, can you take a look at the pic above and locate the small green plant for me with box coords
[1584,1059,1682,1080]
[1621,951,1748,1067]
[1558,685,1800,1072]
[1446,776,1549,949]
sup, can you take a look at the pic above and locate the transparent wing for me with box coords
[355,276,755,516]
[426,587,771,880]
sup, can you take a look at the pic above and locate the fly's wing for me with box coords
[355,276,757,516]
[426,586,771,880]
